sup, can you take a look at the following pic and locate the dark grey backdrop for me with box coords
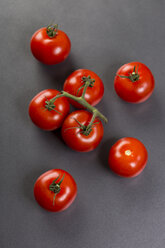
[1,0,165,247]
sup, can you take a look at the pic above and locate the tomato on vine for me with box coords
[30,24,71,65]
[29,89,70,131]
[108,137,148,177]
[34,169,77,212]
[61,110,104,152]
[63,69,104,108]
[114,62,155,103]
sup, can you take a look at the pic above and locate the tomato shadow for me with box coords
[31,127,66,152]
[98,137,120,171]
[103,59,130,93]
[43,197,86,241]
[36,54,78,90]
[51,128,65,146]
[15,88,36,127]
[41,193,103,245]
[21,167,48,204]
[117,93,162,127]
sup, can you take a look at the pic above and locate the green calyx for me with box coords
[46,24,58,38]
[76,76,95,96]
[49,174,65,206]
[82,76,95,87]
[64,112,100,136]
[117,65,139,82]
[77,121,100,136]
[68,118,93,136]
[76,124,93,136]
[45,98,62,115]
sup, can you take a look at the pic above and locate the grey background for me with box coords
[1,0,165,247]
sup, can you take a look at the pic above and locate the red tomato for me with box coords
[63,69,104,108]
[34,169,77,212]
[30,25,71,65]
[29,89,70,131]
[108,137,148,177]
[114,62,155,103]
[61,110,104,152]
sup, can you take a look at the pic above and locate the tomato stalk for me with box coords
[48,77,107,126]
[63,116,99,136]
[81,111,99,136]
[49,174,65,206]
[49,91,107,123]
[52,91,107,135]
[46,24,58,38]
[117,65,139,82]
[81,76,95,97]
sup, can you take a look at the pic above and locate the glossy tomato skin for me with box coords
[108,137,148,177]
[29,89,70,131]
[63,69,104,108]
[30,27,71,65]
[34,169,77,212]
[114,62,155,103]
[61,110,104,152]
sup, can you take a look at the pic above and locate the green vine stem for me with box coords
[87,111,98,129]
[45,77,108,132]
[50,91,107,123]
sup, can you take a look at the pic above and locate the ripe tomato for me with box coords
[61,110,104,152]
[34,169,77,212]
[29,89,70,131]
[30,25,71,65]
[63,69,104,108]
[108,137,148,177]
[114,62,155,103]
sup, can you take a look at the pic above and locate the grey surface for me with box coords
[1,0,165,247]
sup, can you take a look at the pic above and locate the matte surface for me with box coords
[1,0,165,247]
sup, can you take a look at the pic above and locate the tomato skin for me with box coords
[63,69,104,108]
[114,62,155,103]
[108,137,148,177]
[34,169,77,212]
[29,89,70,131]
[30,27,71,65]
[61,110,104,152]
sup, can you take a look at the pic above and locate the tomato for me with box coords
[30,25,71,65]
[114,62,155,103]
[34,169,77,212]
[108,137,148,177]
[61,110,104,152]
[63,69,104,108]
[29,89,70,131]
